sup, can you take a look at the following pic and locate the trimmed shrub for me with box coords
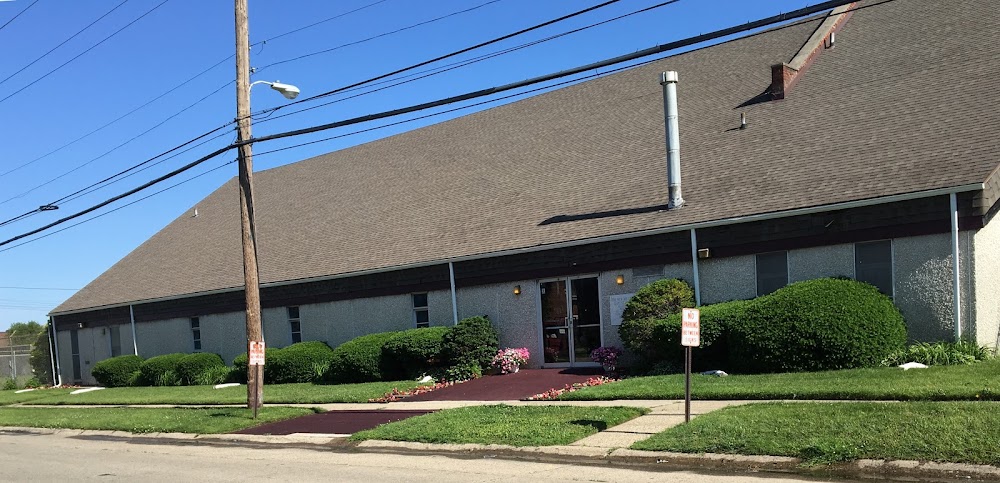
[266,341,335,384]
[324,332,401,383]
[728,278,906,373]
[381,327,449,380]
[634,299,752,371]
[176,353,226,386]
[621,278,695,322]
[137,353,187,386]
[231,348,280,384]
[92,355,144,388]
[619,279,696,364]
[441,316,499,370]
[431,362,482,383]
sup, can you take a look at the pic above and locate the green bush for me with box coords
[621,279,695,321]
[137,353,187,386]
[231,348,280,384]
[382,327,449,380]
[324,332,401,383]
[431,362,482,383]
[631,299,751,371]
[92,355,144,387]
[728,278,907,373]
[176,353,226,386]
[441,316,499,370]
[619,279,696,363]
[266,341,335,384]
[2,379,17,391]
[882,340,996,367]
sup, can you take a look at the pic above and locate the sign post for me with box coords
[248,340,266,419]
[681,308,700,423]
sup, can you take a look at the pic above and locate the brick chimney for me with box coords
[771,2,856,100]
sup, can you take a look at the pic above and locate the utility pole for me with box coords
[234,0,264,415]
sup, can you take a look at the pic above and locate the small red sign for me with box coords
[249,341,266,366]
[681,308,700,347]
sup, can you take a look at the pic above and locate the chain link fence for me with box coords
[1,343,34,384]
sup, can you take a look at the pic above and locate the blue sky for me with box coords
[0,0,813,330]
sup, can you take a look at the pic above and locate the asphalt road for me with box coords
[0,432,855,482]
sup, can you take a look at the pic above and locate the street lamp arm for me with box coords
[249,80,300,100]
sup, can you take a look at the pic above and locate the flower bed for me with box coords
[524,376,619,400]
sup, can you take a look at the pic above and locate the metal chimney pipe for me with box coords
[661,71,684,209]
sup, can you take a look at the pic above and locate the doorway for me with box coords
[539,277,602,366]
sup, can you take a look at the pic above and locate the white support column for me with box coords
[950,193,962,341]
[129,305,139,355]
[448,262,459,325]
[690,228,701,306]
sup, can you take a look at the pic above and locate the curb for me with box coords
[3,426,999,481]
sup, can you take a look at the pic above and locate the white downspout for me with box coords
[690,229,701,306]
[949,193,962,341]
[448,262,459,325]
[129,304,139,355]
[50,318,62,386]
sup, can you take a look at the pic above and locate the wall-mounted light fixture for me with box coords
[77,322,85,329]
[615,274,625,285]
[697,248,711,259]
[513,285,521,296]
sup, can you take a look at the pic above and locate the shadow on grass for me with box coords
[570,419,608,431]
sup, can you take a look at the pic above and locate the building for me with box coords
[49,0,999,385]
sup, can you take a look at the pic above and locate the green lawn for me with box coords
[559,361,1000,401]
[0,388,75,406]
[352,404,647,447]
[0,406,317,434]
[15,381,424,405]
[633,401,1000,466]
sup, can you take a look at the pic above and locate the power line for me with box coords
[0,0,39,33]
[0,0,170,106]
[0,0,130,88]
[0,286,78,291]
[0,124,233,229]
[252,0,683,125]
[0,160,234,254]
[255,0,503,73]
[0,0,865,251]
[259,0,624,116]
[0,80,234,206]
[256,0,391,45]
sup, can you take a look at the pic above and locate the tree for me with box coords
[7,321,44,346]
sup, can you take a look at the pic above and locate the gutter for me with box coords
[50,183,984,318]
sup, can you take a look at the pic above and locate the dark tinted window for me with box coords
[756,251,788,296]
[412,293,428,308]
[856,240,893,296]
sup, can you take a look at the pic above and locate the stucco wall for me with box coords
[308,294,413,349]
[198,311,246,364]
[893,233,974,342]
[455,281,540,368]
[699,256,755,304]
[135,318,193,357]
[788,244,855,283]
[972,219,1000,347]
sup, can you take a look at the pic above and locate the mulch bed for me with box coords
[404,368,604,402]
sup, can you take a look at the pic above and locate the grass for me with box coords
[0,406,317,434]
[633,401,1000,466]
[15,380,425,405]
[0,387,75,406]
[352,404,647,447]
[558,360,1000,401]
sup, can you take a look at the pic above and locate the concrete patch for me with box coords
[70,387,105,395]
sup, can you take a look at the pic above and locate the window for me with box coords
[70,330,82,382]
[288,306,302,343]
[412,293,430,328]
[756,251,788,296]
[855,240,893,296]
[190,317,201,351]
[109,326,121,357]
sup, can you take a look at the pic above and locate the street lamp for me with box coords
[249,80,300,100]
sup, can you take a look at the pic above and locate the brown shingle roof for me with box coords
[53,0,1000,314]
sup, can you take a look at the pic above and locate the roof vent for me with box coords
[770,2,855,100]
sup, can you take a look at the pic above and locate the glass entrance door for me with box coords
[540,277,602,365]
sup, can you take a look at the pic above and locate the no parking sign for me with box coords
[681,308,700,347]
